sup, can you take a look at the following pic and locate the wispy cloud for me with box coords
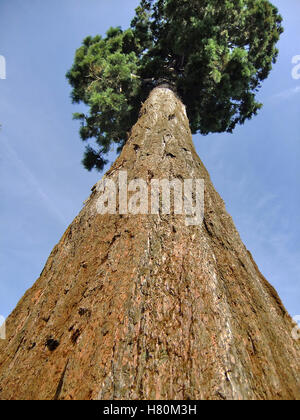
[255,193,278,211]
[1,136,67,225]
[271,85,300,102]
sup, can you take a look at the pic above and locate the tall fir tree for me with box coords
[1,1,299,401]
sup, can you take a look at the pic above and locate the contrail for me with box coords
[1,135,67,226]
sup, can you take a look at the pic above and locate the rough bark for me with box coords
[0,87,299,400]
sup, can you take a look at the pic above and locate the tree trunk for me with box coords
[0,87,299,400]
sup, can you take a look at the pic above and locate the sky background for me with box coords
[0,0,299,319]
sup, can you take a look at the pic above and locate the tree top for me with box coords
[67,0,283,171]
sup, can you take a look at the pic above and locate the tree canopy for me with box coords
[66,0,283,171]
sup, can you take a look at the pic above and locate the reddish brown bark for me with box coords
[0,87,299,400]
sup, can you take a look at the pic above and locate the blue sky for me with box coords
[0,0,299,319]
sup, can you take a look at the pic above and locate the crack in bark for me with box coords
[53,359,69,400]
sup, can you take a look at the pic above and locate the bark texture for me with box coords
[0,87,299,400]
